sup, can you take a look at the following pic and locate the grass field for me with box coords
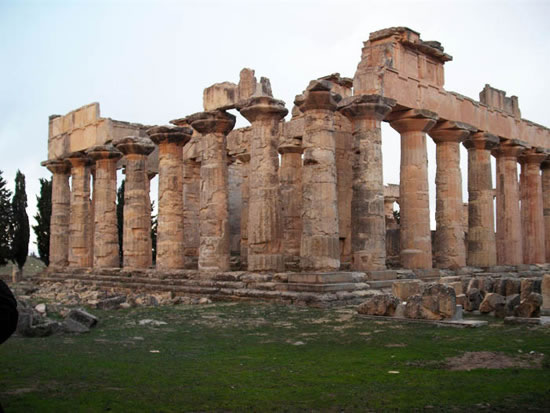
[0,256,46,280]
[1,302,549,412]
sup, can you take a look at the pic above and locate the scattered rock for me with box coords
[34,303,46,314]
[464,288,483,312]
[62,318,90,334]
[357,294,399,316]
[515,292,542,318]
[66,309,98,328]
[139,319,167,326]
[97,296,127,310]
[479,293,505,314]
[199,297,212,305]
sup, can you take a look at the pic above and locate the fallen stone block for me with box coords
[62,318,90,334]
[357,294,399,316]
[97,295,126,310]
[479,293,505,314]
[391,280,422,301]
[515,292,542,318]
[66,309,98,328]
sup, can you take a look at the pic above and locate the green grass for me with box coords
[0,255,46,279]
[1,302,550,412]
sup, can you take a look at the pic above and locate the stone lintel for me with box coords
[387,108,438,133]
[114,136,155,156]
[147,125,193,146]
[184,110,236,135]
[87,144,122,161]
[42,158,71,174]
[338,94,396,121]
[238,96,288,123]
[463,132,499,151]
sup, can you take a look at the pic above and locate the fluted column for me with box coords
[542,160,550,261]
[339,94,395,270]
[115,137,156,269]
[278,140,303,269]
[428,121,474,269]
[519,149,546,264]
[239,96,288,271]
[42,159,71,268]
[388,109,438,269]
[183,158,201,268]
[148,126,192,269]
[236,152,250,268]
[463,132,499,267]
[296,80,341,271]
[493,142,524,265]
[187,110,235,272]
[87,145,122,268]
[66,152,93,268]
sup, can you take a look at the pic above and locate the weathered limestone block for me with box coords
[239,96,288,271]
[519,149,546,264]
[114,136,156,269]
[479,292,505,314]
[463,133,499,267]
[357,294,399,316]
[147,126,192,270]
[42,159,71,268]
[339,94,396,271]
[296,80,342,271]
[87,144,122,268]
[541,162,550,261]
[421,283,457,319]
[278,140,302,269]
[493,142,525,265]
[542,274,550,312]
[388,109,438,269]
[464,288,483,311]
[66,152,93,268]
[429,121,474,269]
[520,278,541,300]
[515,292,542,318]
[391,279,422,301]
[185,110,235,272]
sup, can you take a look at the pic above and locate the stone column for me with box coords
[542,160,550,261]
[66,152,93,268]
[42,159,71,268]
[296,80,341,271]
[183,158,201,268]
[519,149,546,264]
[114,137,156,269]
[428,121,474,269]
[463,132,499,267]
[147,126,192,270]
[187,110,235,272]
[278,140,302,270]
[87,144,122,268]
[388,109,438,269]
[239,96,288,271]
[493,142,524,265]
[236,153,250,268]
[339,94,395,270]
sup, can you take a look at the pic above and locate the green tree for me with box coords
[32,177,52,265]
[11,170,30,270]
[116,179,125,267]
[0,170,13,266]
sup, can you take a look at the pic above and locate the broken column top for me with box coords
[479,84,521,119]
[113,136,156,156]
[147,125,193,146]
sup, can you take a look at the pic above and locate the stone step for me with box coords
[288,272,357,284]
[285,282,361,293]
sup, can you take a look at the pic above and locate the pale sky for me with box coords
[1,0,549,253]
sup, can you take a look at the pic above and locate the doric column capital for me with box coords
[182,110,236,135]
[463,131,499,151]
[238,96,288,124]
[387,108,438,134]
[338,94,396,122]
[295,80,342,112]
[147,125,193,146]
[278,138,303,155]
[492,139,527,159]
[65,151,93,168]
[41,158,71,174]
[87,144,123,161]
[114,136,155,156]
[429,120,476,144]
[519,148,548,165]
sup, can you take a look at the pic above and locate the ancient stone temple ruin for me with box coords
[41,27,550,308]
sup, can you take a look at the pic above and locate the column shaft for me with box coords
[238,156,250,268]
[183,159,201,268]
[542,162,550,261]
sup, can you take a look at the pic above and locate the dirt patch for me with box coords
[444,351,544,371]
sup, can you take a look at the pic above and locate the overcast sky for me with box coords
[1,0,549,253]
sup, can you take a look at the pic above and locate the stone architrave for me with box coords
[185,110,235,272]
[463,132,499,267]
[519,149,547,264]
[339,94,396,270]
[114,136,156,269]
[493,142,525,265]
[388,109,438,269]
[295,80,341,271]
[239,96,288,271]
[542,160,550,261]
[66,152,93,268]
[41,159,71,268]
[147,125,193,270]
[428,121,474,269]
[87,144,123,268]
[235,152,250,268]
[278,140,303,270]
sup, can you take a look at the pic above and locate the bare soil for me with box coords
[444,351,544,371]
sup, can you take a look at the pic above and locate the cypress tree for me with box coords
[32,177,52,265]
[11,170,30,270]
[116,179,125,266]
[0,170,13,266]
